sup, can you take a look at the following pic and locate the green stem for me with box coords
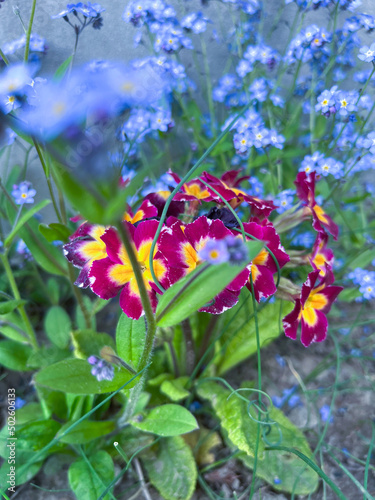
[68,30,80,77]
[0,48,9,66]
[115,221,156,413]
[34,146,64,225]
[67,263,91,329]
[310,68,317,154]
[248,280,261,499]
[0,253,38,349]
[115,222,157,423]
[181,319,195,376]
[24,0,38,63]
[200,36,216,137]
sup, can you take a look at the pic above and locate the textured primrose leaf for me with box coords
[198,381,319,496]
[156,240,263,328]
[143,436,197,500]
[239,406,319,495]
[160,376,190,402]
[131,404,198,437]
[35,358,137,394]
[116,314,146,369]
[216,297,294,375]
[68,451,115,500]
[197,380,264,458]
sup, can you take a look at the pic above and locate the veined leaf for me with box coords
[131,404,198,437]
[68,451,114,500]
[239,406,319,495]
[197,380,264,458]
[143,436,197,500]
[160,377,190,402]
[116,314,145,369]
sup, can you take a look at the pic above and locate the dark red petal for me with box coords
[300,309,328,347]
[301,269,321,307]
[63,239,90,268]
[246,265,277,302]
[227,267,250,292]
[283,300,301,340]
[101,227,124,265]
[88,257,124,300]
[199,288,240,314]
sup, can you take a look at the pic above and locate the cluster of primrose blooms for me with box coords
[64,167,343,361]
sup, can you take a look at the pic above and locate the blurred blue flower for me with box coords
[320,404,333,423]
[358,43,375,63]
[12,182,36,205]
[272,386,301,409]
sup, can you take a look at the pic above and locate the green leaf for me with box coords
[116,314,145,369]
[143,436,197,500]
[35,358,137,394]
[44,306,72,349]
[13,403,44,425]
[156,240,264,327]
[14,420,62,452]
[5,200,50,247]
[58,420,115,444]
[46,278,60,305]
[53,55,73,82]
[197,380,264,458]
[27,345,70,369]
[76,295,96,330]
[18,216,67,276]
[160,377,190,402]
[338,288,362,302]
[0,299,27,315]
[0,456,43,486]
[0,340,33,371]
[112,426,154,458]
[216,298,293,375]
[0,311,28,342]
[348,248,375,270]
[39,222,71,243]
[51,161,105,223]
[131,404,198,437]
[239,406,319,495]
[72,329,115,359]
[68,451,115,500]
